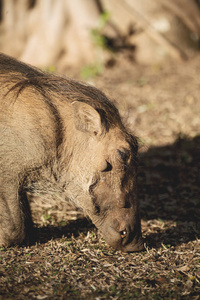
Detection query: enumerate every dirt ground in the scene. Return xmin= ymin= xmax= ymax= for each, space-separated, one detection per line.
xmin=0 ymin=54 xmax=200 ymax=299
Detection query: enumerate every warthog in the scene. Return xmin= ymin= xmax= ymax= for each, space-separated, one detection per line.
xmin=0 ymin=53 xmax=144 ymax=252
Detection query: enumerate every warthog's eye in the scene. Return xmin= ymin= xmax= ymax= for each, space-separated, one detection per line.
xmin=102 ymin=161 xmax=112 ymax=172
xmin=120 ymin=229 xmax=127 ymax=239
xmin=117 ymin=149 xmax=130 ymax=164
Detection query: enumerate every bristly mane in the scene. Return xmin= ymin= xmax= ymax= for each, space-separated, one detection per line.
xmin=0 ymin=53 xmax=121 ymax=130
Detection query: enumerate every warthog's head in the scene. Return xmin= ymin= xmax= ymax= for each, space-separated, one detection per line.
xmin=65 ymin=95 xmax=144 ymax=252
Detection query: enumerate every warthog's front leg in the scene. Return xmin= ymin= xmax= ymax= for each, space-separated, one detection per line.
xmin=0 ymin=182 xmax=33 ymax=247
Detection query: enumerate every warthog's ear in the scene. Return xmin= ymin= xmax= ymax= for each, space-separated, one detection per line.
xmin=72 ymin=101 xmax=102 ymax=135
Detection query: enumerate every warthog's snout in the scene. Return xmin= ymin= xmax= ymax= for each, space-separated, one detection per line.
xmin=100 ymin=209 xmax=144 ymax=252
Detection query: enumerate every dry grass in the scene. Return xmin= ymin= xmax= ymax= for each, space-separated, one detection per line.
xmin=0 ymin=55 xmax=200 ymax=299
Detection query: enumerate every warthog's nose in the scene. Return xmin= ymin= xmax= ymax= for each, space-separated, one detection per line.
xmin=119 ymin=225 xmax=144 ymax=252
xmin=101 ymin=215 xmax=144 ymax=252
xmin=121 ymin=235 xmax=144 ymax=252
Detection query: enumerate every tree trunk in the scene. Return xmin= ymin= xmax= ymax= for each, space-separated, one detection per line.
xmin=21 ymin=0 xmax=67 ymax=67
xmin=1 ymin=0 xmax=101 ymax=68
xmin=62 ymin=0 xmax=101 ymax=67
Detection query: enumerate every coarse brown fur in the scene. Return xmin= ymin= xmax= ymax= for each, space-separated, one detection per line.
xmin=0 ymin=53 xmax=143 ymax=252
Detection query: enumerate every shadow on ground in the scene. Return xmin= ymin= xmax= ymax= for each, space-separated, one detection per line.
xmin=33 ymin=135 xmax=200 ymax=249
xmin=35 ymin=218 xmax=94 ymax=245
xmin=138 ymin=134 xmax=200 ymax=249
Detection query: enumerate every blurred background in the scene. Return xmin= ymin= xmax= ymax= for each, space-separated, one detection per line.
xmin=1 ymin=0 xmax=200 ymax=73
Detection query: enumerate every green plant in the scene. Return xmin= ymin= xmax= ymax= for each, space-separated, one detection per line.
xmin=81 ymin=63 xmax=103 ymax=79
xmin=90 ymin=11 xmax=111 ymax=50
